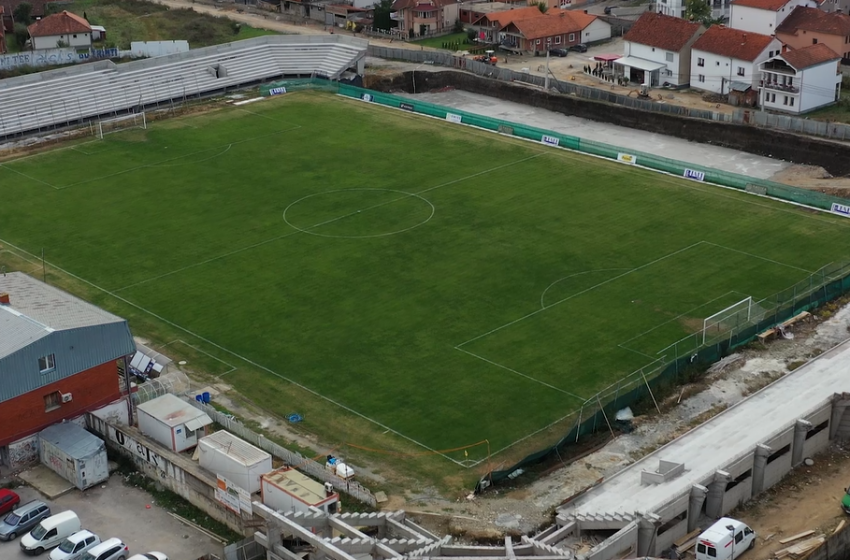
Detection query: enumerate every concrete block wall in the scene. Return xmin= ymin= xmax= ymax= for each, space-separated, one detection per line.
xmin=762 ymin=428 xmax=794 ymax=489
xmin=654 ymin=494 xmax=690 ymax=554
xmin=801 ymin=407 xmax=832 ymax=460
xmin=720 ymin=453 xmax=755 ymax=515
xmin=587 ymin=522 xmax=638 ymax=560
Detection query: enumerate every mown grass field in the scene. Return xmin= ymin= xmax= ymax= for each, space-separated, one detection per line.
xmin=2 ymin=92 xmax=850 ymax=466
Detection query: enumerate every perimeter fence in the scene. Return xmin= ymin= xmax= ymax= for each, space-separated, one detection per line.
xmin=273 ymin=80 xmax=850 ymax=489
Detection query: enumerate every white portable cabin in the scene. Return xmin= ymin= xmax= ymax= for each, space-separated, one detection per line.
xmin=261 ymin=468 xmax=340 ymax=515
xmin=696 ymin=517 xmax=756 ymax=560
xmin=198 ymin=430 xmax=272 ymax=494
xmin=39 ymin=422 xmax=109 ymax=490
xmin=136 ymin=393 xmax=213 ymax=452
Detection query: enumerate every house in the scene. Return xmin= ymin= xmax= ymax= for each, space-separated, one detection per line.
xmin=500 ymin=9 xmax=610 ymax=53
xmin=460 ymin=1 xmax=528 ymax=25
xmin=136 ymin=393 xmax=213 ymax=453
xmin=390 ymin=0 xmax=459 ymax=38
xmin=0 ymin=7 xmax=5 ymax=53
xmin=758 ymin=42 xmax=841 ymax=112
xmin=776 ymin=6 xmax=850 ymax=61
xmin=470 ymin=5 xmax=548 ymax=43
xmin=616 ymin=12 xmax=705 ymax=87
xmin=728 ymin=0 xmax=817 ymax=35
xmin=658 ymin=0 xmax=731 ymax=24
xmin=817 ymin=0 xmax=850 ymax=14
xmin=0 ymin=0 xmax=57 ymax=33
xmin=27 ymin=10 xmax=91 ymax=50
xmin=690 ymin=26 xmax=781 ymax=94
xmin=0 ymin=272 xmax=136 ymax=469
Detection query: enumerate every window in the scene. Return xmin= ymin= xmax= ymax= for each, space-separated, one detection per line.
xmin=806 ymin=420 xmax=829 ymax=439
xmin=716 ymin=60 xmax=720 ymax=66
xmin=666 ymin=52 xmax=674 ymax=62
xmin=665 ymin=69 xmax=672 ymax=76
xmin=737 ymin=67 xmax=745 ymax=76
xmin=568 ymin=32 xmax=575 ymax=42
xmin=72 ymin=34 xmax=77 ymax=38
xmin=790 ymin=97 xmax=795 ymax=106
xmin=813 ymin=38 xmax=818 ymax=44
xmin=657 ymin=511 xmax=687 ymax=535
xmin=699 ymin=74 xmax=705 ymax=82
xmin=44 ymin=392 xmax=61 ymax=412
xmin=38 ymin=354 xmax=55 ymax=373
xmin=536 ymin=39 xmax=541 ymax=44
xmin=767 ymin=443 xmax=791 ymax=464
xmin=554 ymin=36 xmax=561 ymax=44
xmin=698 ymin=57 xmax=705 ymax=66
xmin=735 ymin=532 xmax=744 ymax=544
xmin=783 ymin=95 xmax=789 ymax=105
xmin=725 ymin=469 xmax=752 ymax=491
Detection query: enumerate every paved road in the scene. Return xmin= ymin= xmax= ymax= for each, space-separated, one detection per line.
xmin=0 ymin=476 xmax=222 ymax=560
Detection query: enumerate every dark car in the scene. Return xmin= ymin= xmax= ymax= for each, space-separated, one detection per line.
xmin=569 ymin=43 xmax=588 ymax=52
xmin=549 ymin=48 xmax=568 ymax=57
xmin=0 ymin=490 xmax=19 ymax=517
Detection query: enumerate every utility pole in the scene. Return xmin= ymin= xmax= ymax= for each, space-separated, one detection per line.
xmin=545 ymin=39 xmax=552 ymax=91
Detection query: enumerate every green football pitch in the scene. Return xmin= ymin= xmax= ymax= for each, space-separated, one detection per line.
xmin=2 ymin=92 xmax=850 ymax=465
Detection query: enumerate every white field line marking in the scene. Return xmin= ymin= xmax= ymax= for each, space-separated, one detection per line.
xmin=540 ymin=268 xmax=633 ymax=310
xmin=0 ymin=248 xmax=42 ymax=268
xmin=161 ymin=339 xmax=237 ymax=377
xmin=456 ymin=346 xmax=586 ymax=400
xmin=0 ymin=236 xmax=468 ymax=468
xmin=149 ymin=144 xmax=233 ymax=168
xmin=114 ymin=154 xmax=546 ymax=292
xmin=456 ymin=241 xmax=707 ymax=349
xmin=0 ymin=164 xmax=62 ymax=190
xmin=702 ymin=241 xmax=815 ymax=274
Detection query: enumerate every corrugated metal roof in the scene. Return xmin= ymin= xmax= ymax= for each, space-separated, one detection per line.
xmin=0 ymin=308 xmax=50 ymax=357
xmin=0 ymin=272 xmax=126 ymax=331
xmin=137 ymin=393 xmax=209 ymax=427
xmin=200 ymin=430 xmax=271 ymax=467
xmin=263 ymin=468 xmax=328 ymax=504
xmin=39 ymin=422 xmax=105 ymax=460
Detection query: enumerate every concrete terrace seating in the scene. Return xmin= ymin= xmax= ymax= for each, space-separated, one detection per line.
xmin=0 ymin=35 xmax=368 ymax=141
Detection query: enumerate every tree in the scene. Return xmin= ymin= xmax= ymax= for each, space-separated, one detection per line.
xmin=372 ymin=0 xmax=394 ymax=31
xmin=683 ymin=0 xmax=711 ymax=24
xmin=13 ymin=2 xmax=33 ymax=25
xmin=13 ymin=22 xmax=28 ymax=49
xmin=536 ymin=1 xmax=548 ymax=12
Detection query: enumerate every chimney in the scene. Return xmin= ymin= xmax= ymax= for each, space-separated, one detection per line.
xmin=584 ymin=8 xmax=588 ymax=12
xmin=0 ymin=293 xmax=9 ymax=305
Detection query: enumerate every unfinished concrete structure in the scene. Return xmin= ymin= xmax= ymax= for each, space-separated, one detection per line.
xmin=250 ymin=339 xmax=850 ymax=560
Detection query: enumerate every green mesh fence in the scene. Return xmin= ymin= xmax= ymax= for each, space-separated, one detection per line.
xmin=273 ymin=81 xmax=850 ymax=488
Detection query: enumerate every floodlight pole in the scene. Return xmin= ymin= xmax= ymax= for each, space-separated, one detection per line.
xmin=545 ymin=39 xmax=551 ymax=91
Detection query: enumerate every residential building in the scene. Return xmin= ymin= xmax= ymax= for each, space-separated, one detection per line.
xmin=470 ymin=5 xmax=545 ymax=42
xmin=728 ymin=0 xmax=816 ymax=35
xmin=817 ymin=0 xmax=850 ymax=14
xmin=658 ymin=0 xmax=731 ymax=24
xmin=0 ymin=272 xmax=136 ymax=469
xmin=500 ymin=9 xmax=610 ymax=53
xmin=0 ymin=0 xmax=56 ymax=33
xmin=616 ymin=12 xmax=705 ymax=87
xmin=776 ymin=6 xmax=850 ymax=60
xmin=27 ymin=10 xmax=91 ymax=50
xmin=758 ymin=42 xmax=841 ymax=112
xmin=690 ymin=26 xmax=781 ymax=94
xmin=390 ymin=0 xmax=459 ymax=38
xmin=460 ymin=1 xmax=529 ymax=25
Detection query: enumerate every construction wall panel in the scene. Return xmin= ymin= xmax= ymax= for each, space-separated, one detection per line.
xmin=721 ymin=453 xmax=754 ymax=515
xmin=762 ymin=427 xmax=793 ymax=490
xmin=801 ymin=405 xmax=831 ymax=459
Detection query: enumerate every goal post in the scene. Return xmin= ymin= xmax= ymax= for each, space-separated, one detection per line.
xmin=702 ymin=296 xmax=754 ymax=346
xmin=97 ymin=111 xmax=147 ymax=139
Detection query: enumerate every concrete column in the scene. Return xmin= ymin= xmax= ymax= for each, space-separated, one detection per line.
xmin=637 ymin=514 xmax=661 ymax=557
xmin=357 ymin=58 xmax=365 ymax=75
xmin=705 ymin=471 xmax=730 ymax=519
xmin=688 ymin=485 xmax=709 ymax=532
xmin=792 ymin=420 xmax=813 ymax=467
xmin=752 ymin=444 xmax=771 ymax=495
xmin=830 ymin=398 xmax=849 ymax=440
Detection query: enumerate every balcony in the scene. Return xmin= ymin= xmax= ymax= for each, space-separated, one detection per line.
xmin=761 ymin=81 xmax=799 ymax=93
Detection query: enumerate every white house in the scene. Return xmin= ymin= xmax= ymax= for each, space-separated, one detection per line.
xmin=616 ymin=12 xmax=705 ymax=87
xmin=728 ymin=0 xmax=817 ymax=35
xmin=691 ymin=26 xmax=781 ymax=94
xmin=758 ymin=42 xmax=841 ymax=112
xmin=658 ymin=0 xmax=732 ymax=23
xmin=27 ymin=10 xmax=92 ymax=50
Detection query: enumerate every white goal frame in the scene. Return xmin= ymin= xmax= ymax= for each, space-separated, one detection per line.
xmin=97 ymin=112 xmax=147 ymax=139
xmin=702 ymin=296 xmax=753 ymax=345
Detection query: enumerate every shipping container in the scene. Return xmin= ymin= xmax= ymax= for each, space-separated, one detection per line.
xmin=198 ymin=430 xmax=272 ymax=494
xmin=39 ymin=422 xmax=108 ymax=490
xmin=261 ymin=468 xmax=339 ymax=515
xmin=136 ymin=393 xmax=212 ymax=452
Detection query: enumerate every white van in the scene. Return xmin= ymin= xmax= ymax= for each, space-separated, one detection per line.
xmin=696 ymin=518 xmax=756 ymax=560
xmin=20 ymin=511 xmax=82 ymax=555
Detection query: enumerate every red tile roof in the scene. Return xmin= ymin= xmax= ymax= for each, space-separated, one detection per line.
xmin=692 ymin=25 xmax=775 ymax=61
xmin=475 ymin=6 xmax=545 ymax=28
xmin=776 ymin=6 xmax=850 ymax=36
xmin=623 ymin=12 xmax=703 ymax=51
xmin=730 ymin=0 xmax=790 ymax=11
xmin=507 ymin=9 xmax=598 ymax=40
xmin=779 ymin=42 xmax=840 ymax=68
xmin=391 ymin=0 xmax=454 ymax=11
xmin=27 ymin=10 xmax=90 ymax=37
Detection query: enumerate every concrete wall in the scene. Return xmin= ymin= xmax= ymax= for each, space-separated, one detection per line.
xmin=587 ymin=522 xmax=638 ymax=560
xmin=762 ymin=428 xmax=794 ymax=489
xmin=802 ymin=406 xmax=832 ymax=459
xmin=654 ymin=494 xmax=690 ymax=553
xmin=721 ymin=453 xmax=755 ymax=515
xmin=377 ymin=70 xmax=850 ymax=176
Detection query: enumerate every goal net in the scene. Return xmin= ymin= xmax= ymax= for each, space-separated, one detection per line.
xmin=96 ymin=112 xmax=147 ymax=139
xmin=702 ymin=296 xmax=761 ymax=345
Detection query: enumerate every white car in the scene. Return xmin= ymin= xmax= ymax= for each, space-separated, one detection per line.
xmin=127 ymin=554 xmax=168 ymax=560
xmin=50 ymin=531 xmax=101 ymax=560
xmin=81 ymin=538 xmax=129 ymax=560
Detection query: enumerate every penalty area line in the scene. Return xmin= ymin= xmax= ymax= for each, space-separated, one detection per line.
xmin=0 ymin=236 xmax=466 ymax=468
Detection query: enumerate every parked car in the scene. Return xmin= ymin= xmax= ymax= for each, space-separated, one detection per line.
xmin=82 ymin=538 xmax=129 ymax=560
xmin=50 ymin=531 xmax=102 ymax=560
xmin=569 ymin=43 xmax=588 ymax=52
xmin=0 ymin=489 xmax=20 ymax=516
xmin=127 ymin=553 xmax=168 ymax=560
xmin=842 ymin=486 xmax=850 ymax=514
xmin=0 ymin=501 xmax=51 ymax=541
xmin=549 ymin=48 xmax=568 ymax=57
xmin=21 ymin=511 xmax=82 ymax=555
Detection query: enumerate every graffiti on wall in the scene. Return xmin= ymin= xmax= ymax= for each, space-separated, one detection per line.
xmin=0 ymin=47 xmax=121 ymax=71
xmin=8 ymin=436 xmax=39 ymax=469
